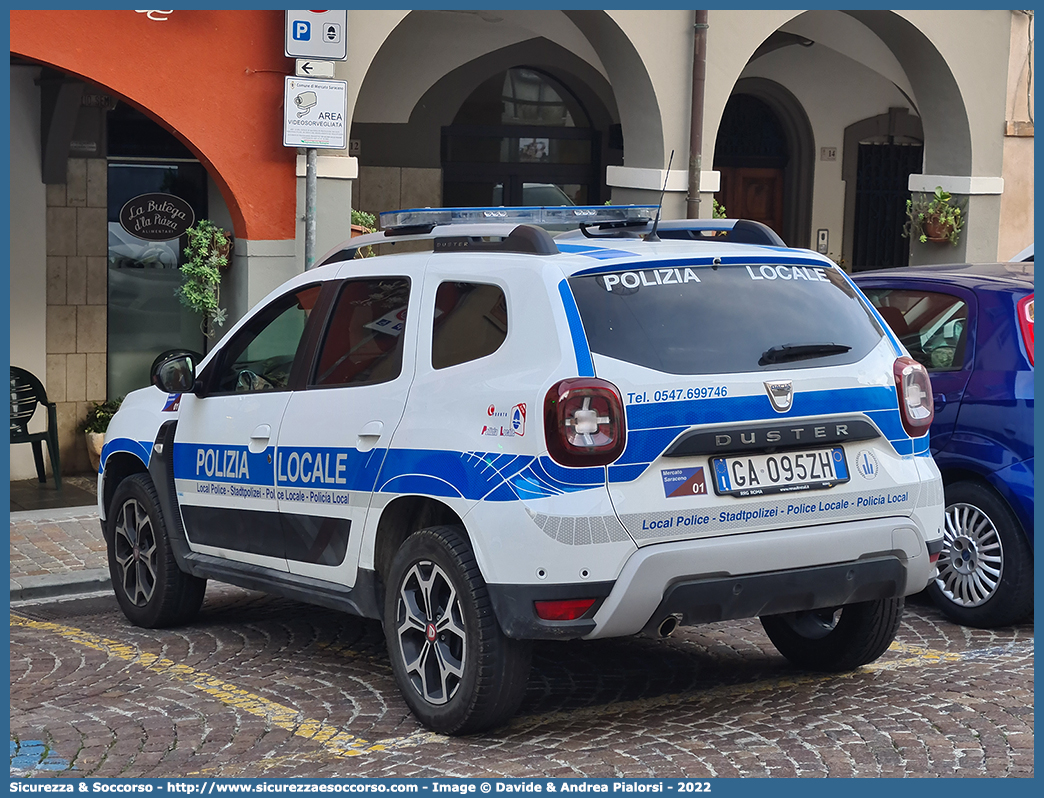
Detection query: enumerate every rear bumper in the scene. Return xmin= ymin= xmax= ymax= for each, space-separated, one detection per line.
xmin=487 ymin=515 xmax=941 ymax=641
xmin=637 ymin=556 xmax=906 ymax=636
xmin=588 ymin=515 xmax=939 ymax=639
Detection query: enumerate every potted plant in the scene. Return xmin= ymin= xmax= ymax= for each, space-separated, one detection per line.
xmin=904 ymin=186 xmax=964 ymax=246
xmin=177 ymin=219 xmax=231 ymax=337
xmin=351 ymin=208 xmax=376 ymax=236
xmin=351 ymin=208 xmax=377 ymax=257
xmin=80 ymin=397 xmax=123 ymax=472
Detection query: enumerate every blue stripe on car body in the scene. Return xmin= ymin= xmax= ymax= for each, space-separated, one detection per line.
xmin=557 ymin=279 xmax=596 ymax=376
xmin=100 ymin=437 xmax=153 ymax=471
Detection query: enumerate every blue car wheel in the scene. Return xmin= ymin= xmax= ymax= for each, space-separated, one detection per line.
xmin=930 ymin=480 xmax=1034 ymax=628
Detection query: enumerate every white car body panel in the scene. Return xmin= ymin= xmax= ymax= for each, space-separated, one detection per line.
xmin=99 ymin=225 xmax=945 ymax=641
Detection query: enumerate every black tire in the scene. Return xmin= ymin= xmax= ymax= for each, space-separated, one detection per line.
xmin=106 ymin=473 xmax=207 ymax=628
xmin=927 ymin=480 xmax=1033 ymax=628
xmin=383 ymin=525 xmax=532 ymax=735
xmin=760 ymin=598 xmax=904 ymax=671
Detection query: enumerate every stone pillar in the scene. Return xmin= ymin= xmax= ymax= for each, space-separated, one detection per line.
xmin=45 ymin=157 xmax=107 ymax=474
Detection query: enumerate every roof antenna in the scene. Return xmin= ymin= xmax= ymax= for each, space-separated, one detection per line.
xmin=644 ymin=149 xmax=674 ymax=243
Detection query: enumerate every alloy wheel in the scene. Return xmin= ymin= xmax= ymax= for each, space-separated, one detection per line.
xmin=112 ymin=498 xmax=159 ymax=607
xmin=395 ymin=560 xmax=467 ymax=705
xmin=936 ymin=502 xmax=1004 ymax=607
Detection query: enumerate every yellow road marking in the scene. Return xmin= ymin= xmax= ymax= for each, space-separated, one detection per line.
xmin=10 ymin=614 xmax=434 ymax=758
xmin=12 ymin=612 xmax=1022 ymax=761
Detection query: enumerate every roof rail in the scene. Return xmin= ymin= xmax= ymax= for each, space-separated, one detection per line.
xmin=315 ymin=223 xmax=560 ymax=266
xmin=557 ymin=217 xmax=786 ymax=247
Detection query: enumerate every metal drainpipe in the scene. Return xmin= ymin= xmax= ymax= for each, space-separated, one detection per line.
xmin=687 ymin=10 xmax=709 ymax=218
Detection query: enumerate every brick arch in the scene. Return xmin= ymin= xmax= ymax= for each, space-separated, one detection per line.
xmin=10 ymin=9 xmax=296 ymax=241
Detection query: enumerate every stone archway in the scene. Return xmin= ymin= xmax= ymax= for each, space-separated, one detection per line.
xmin=351 ymin=10 xmax=666 ymax=212
xmin=10 ymin=9 xmax=295 ymax=243
xmin=351 ymin=13 xmax=626 ymax=214
xmin=843 ymin=11 xmax=972 ymax=178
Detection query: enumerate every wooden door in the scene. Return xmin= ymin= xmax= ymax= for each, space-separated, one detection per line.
xmin=717 ymin=167 xmax=785 ymax=240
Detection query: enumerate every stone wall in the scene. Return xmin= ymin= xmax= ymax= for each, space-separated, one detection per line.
xmin=355 ymin=166 xmax=441 ymax=221
xmin=45 ymin=157 xmax=107 ymax=474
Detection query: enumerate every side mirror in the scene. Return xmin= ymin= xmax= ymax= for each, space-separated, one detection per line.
xmin=152 ymin=352 xmax=198 ymax=394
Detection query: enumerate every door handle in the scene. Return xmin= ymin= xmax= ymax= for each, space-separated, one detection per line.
xmin=358 ymin=421 xmax=384 ymax=439
xmin=933 ymin=393 xmax=946 ymax=411
xmin=357 ymin=421 xmax=384 ymax=452
xmin=249 ymin=424 xmax=271 ymax=454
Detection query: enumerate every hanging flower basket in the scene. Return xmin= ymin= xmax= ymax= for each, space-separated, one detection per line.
xmin=904 ymin=187 xmax=964 ymax=246
xmin=922 ymin=218 xmax=953 ymax=243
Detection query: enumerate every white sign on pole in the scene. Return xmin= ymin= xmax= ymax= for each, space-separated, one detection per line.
xmin=295 ymin=59 xmax=335 ymax=79
xmin=283 ymin=77 xmax=347 ymax=149
xmin=285 ymin=10 xmax=347 ymax=60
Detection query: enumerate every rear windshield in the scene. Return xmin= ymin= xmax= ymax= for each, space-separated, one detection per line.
xmin=568 ymin=260 xmax=883 ymax=375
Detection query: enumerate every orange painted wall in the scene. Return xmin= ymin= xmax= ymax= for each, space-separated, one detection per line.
xmin=11 ymin=9 xmax=297 ymax=241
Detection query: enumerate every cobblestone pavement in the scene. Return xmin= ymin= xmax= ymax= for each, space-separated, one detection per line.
xmin=10 ymin=586 xmax=1033 ymax=779
xmin=10 ymin=508 xmax=106 ymax=579
xmin=9 ymin=504 xmax=110 ymax=602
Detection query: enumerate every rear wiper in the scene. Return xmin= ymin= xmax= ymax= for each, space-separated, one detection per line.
xmin=759 ymin=342 xmax=852 ymax=366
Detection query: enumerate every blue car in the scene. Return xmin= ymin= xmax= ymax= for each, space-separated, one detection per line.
xmin=854 ymin=262 xmax=1034 ymax=627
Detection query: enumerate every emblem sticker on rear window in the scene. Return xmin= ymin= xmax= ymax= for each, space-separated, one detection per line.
xmin=661 ymin=467 xmax=708 ymax=498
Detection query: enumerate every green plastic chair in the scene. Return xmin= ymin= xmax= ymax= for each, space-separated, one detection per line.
xmin=10 ymin=366 xmax=61 ymax=489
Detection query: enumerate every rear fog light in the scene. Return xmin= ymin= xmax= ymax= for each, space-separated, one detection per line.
xmin=534 ymin=598 xmax=597 ymax=621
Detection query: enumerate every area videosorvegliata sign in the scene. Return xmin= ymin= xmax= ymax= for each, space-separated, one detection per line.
xmin=119 ymin=193 xmax=195 ymax=241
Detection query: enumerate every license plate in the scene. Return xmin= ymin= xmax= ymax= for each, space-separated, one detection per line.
xmin=711 ymin=447 xmax=849 ymax=497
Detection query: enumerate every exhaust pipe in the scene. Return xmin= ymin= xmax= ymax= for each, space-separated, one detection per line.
xmin=657 ymin=614 xmax=683 ymax=638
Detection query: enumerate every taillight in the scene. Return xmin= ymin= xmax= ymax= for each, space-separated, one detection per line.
xmin=1018 ymin=294 xmax=1034 ymax=365
xmin=893 ymin=356 xmax=934 ymax=437
xmin=544 ymin=378 xmax=626 ymax=467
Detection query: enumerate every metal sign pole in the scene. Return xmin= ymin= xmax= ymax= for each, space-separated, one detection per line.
xmin=305 ymin=147 xmax=317 ymax=269
xmin=285 ymin=11 xmax=348 ymax=271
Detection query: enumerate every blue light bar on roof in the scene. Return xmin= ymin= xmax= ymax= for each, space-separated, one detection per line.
xmin=379 ymin=205 xmax=658 ymax=231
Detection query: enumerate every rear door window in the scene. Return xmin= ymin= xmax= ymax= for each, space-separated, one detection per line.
xmin=431 ymin=282 xmax=508 ymax=369
xmin=568 ymin=261 xmax=883 ymax=374
xmin=311 ymin=278 xmax=411 ymax=387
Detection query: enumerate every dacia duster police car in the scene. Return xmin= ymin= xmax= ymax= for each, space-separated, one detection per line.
xmin=98 ymin=205 xmax=945 ymax=734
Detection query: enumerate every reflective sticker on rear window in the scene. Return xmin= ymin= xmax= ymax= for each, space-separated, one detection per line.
xmin=745 ymin=264 xmax=830 ymax=282
xmin=601 ymin=268 xmax=701 ymax=292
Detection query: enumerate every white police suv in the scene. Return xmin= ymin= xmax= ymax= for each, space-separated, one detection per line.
xmin=98 ymin=205 xmax=945 ymax=735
